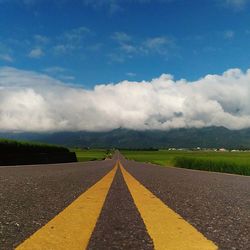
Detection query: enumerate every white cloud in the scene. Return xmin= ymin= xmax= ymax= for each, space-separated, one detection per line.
xmin=120 ymin=43 xmax=137 ymax=53
xmin=63 ymin=26 xmax=90 ymax=42
xmin=59 ymin=75 xmax=75 ymax=81
xmin=143 ymin=36 xmax=174 ymax=54
xmin=53 ymin=44 xmax=68 ymax=54
xmin=108 ymin=53 xmax=125 ymax=63
xmin=0 ymin=42 xmax=14 ymax=62
xmin=82 ymin=0 xmax=174 ymax=13
xmin=111 ymin=32 xmax=137 ymax=60
xmin=83 ymin=0 xmax=122 ymax=13
xmin=0 ymin=53 xmax=13 ymax=62
xmin=112 ymin=32 xmax=132 ymax=43
xmin=43 ymin=66 xmax=75 ymax=81
xmin=34 ymin=34 xmax=49 ymax=44
xmin=1 ymin=67 xmax=250 ymax=132
xmin=43 ymin=66 xmax=66 ymax=74
xmin=0 ymin=0 xmax=45 ymax=5
xmin=224 ymin=30 xmax=235 ymax=39
xmin=220 ymin=0 xmax=249 ymax=9
xmin=144 ymin=37 xmax=169 ymax=49
xmin=110 ymin=33 xmax=176 ymax=62
xmin=53 ymin=26 xmax=90 ymax=54
xmin=28 ymin=48 xmax=44 ymax=58
xmin=126 ymin=72 xmax=137 ymax=77
xmin=1 ymin=0 xmax=249 ymax=11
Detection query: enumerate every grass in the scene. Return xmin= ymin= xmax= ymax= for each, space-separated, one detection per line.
xmin=174 ymin=156 xmax=250 ymax=176
xmin=121 ymin=150 xmax=250 ymax=176
xmin=73 ymin=149 xmax=113 ymax=162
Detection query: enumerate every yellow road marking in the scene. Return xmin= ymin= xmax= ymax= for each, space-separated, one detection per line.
xmin=16 ymin=164 xmax=118 ymax=250
xmin=120 ymin=162 xmax=218 ymax=250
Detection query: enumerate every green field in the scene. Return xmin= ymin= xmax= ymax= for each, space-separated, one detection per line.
xmin=73 ymin=149 xmax=112 ymax=162
xmin=121 ymin=150 xmax=250 ymax=176
xmin=121 ymin=150 xmax=180 ymax=165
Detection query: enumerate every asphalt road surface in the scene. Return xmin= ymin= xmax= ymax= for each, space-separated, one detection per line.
xmin=0 ymin=160 xmax=114 ymax=250
xmin=0 ymin=152 xmax=249 ymax=250
xmin=120 ymin=156 xmax=250 ymax=250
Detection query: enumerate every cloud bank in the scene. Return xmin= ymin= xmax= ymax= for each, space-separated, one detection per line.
xmin=1 ymin=67 xmax=250 ymax=132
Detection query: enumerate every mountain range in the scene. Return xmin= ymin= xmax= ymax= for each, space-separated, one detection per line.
xmin=1 ymin=127 xmax=250 ymax=149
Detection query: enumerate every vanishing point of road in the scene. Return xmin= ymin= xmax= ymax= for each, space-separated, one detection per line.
xmin=0 ymin=152 xmax=249 ymax=250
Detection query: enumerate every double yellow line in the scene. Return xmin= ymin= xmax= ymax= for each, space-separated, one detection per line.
xmin=16 ymin=162 xmax=217 ymax=250
xmin=16 ymin=164 xmax=118 ymax=250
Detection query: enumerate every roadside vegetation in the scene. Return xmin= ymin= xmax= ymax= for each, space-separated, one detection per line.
xmin=73 ymin=149 xmax=113 ymax=162
xmin=0 ymin=138 xmax=118 ymax=164
xmin=0 ymin=138 xmax=76 ymax=166
xmin=122 ymin=150 xmax=250 ymax=176
xmin=174 ymin=156 xmax=250 ymax=176
xmin=0 ymin=138 xmax=69 ymax=153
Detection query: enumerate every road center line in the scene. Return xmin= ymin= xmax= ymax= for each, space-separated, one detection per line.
xmin=16 ymin=163 xmax=118 ymax=250
xmin=120 ymin=162 xmax=218 ymax=250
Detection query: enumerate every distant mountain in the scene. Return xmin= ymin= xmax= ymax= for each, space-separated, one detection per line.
xmin=1 ymin=127 xmax=250 ymax=149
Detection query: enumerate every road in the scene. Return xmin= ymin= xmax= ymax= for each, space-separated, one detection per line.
xmin=0 ymin=152 xmax=249 ymax=250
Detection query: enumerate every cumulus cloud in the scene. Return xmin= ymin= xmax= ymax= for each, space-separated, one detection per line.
xmin=1 ymin=67 xmax=250 ymax=132
xmin=28 ymin=48 xmax=44 ymax=58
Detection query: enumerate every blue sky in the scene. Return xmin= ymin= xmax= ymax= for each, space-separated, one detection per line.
xmin=2 ymin=0 xmax=250 ymax=132
xmin=0 ymin=0 xmax=250 ymax=88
